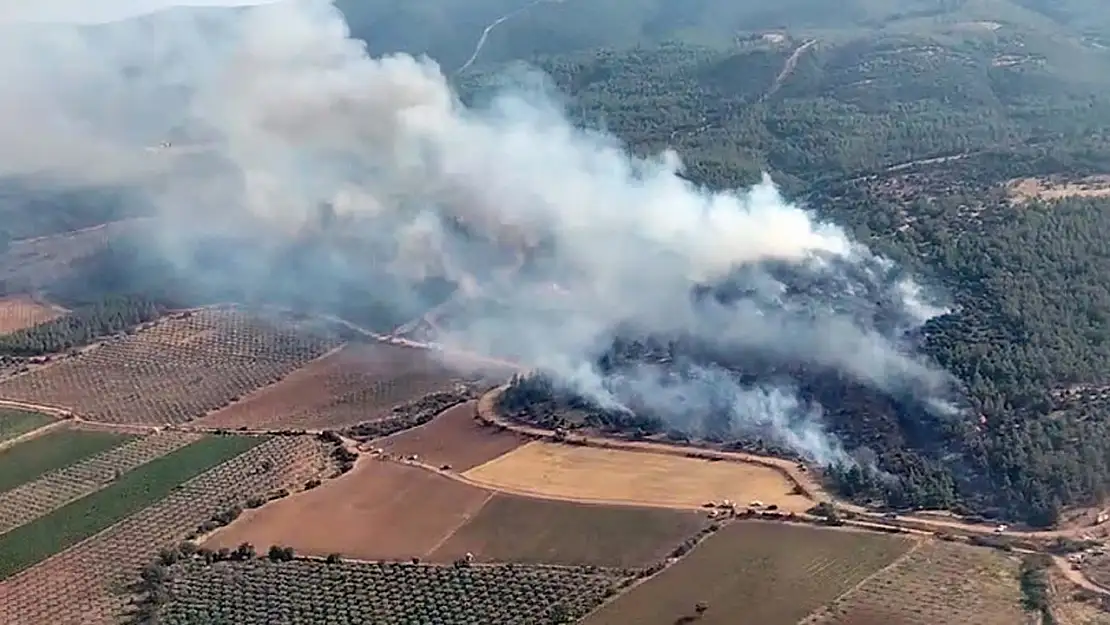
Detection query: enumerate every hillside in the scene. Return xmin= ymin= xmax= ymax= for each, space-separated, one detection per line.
xmin=446 ymin=12 xmax=1110 ymax=524
xmin=337 ymin=0 xmax=1110 ymax=72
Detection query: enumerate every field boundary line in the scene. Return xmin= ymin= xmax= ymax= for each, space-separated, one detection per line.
xmin=421 ymin=491 xmax=496 ymax=559
xmin=0 ymin=433 xmax=271 ymax=587
xmin=797 ymin=536 xmax=924 ymax=624
xmin=192 ymin=341 xmax=349 ymax=428
xmin=388 ymin=453 xmax=720 ymax=514
xmin=0 ymin=398 xmax=72 ymax=419
xmin=0 ymin=431 xmax=206 ymax=537
xmin=0 ymin=418 xmax=68 ymax=452
xmin=475 ymin=387 xmax=1110 ymax=543
xmin=476 ymin=386 xmax=823 ymax=503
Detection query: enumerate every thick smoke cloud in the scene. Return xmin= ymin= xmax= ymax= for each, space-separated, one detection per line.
xmin=0 ymin=0 xmax=960 ymax=464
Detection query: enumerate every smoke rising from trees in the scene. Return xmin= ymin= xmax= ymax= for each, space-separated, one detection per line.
xmin=0 ymin=0 xmax=962 ymax=464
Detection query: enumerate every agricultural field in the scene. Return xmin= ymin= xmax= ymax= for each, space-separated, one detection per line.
xmin=0 ymin=308 xmax=343 ymax=426
xmin=0 ymin=434 xmax=337 ymax=625
xmin=205 ymin=458 xmax=494 ymax=562
xmin=0 ymin=434 xmax=264 ymax=580
xmin=197 ymin=342 xmax=466 ymax=431
xmin=0 ymin=407 xmax=53 ymax=443
xmin=428 ymin=494 xmax=708 ymax=568
xmin=584 ymin=521 xmax=914 ymax=625
xmin=802 ymin=540 xmax=1026 ymax=625
xmin=0 ymin=431 xmax=203 ymax=534
xmin=463 ymin=441 xmax=813 ymax=511
xmin=0 ymin=220 xmax=137 ymax=293
xmin=0 ymin=427 xmax=133 ymax=493
xmin=146 ymin=558 xmax=633 ymax=625
xmin=373 ymin=400 xmax=529 ymax=470
xmin=0 ymin=296 xmax=62 ymax=335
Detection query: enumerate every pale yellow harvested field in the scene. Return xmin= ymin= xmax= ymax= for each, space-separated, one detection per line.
xmin=463 ymin=441 xmax=812 ymax=512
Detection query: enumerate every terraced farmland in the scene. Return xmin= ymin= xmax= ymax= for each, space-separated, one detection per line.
xmin=0 ymin=434 xmax=338 ymax=625
xmin=802 ymin=540 xmax=1026 ymax=625
xmin=585 ymin=521 xmax=914 ymax=625
xmin=198 ymin=342 xmax=464 ymax=431
xmin=152 ymin=559 xmax=633 ymax=625
xmin=0 ymin=408 xmax=54 ymax=443
xmin=0 ymin=431 xmax=203 ymax=534
xmin=0 ymin=308 xmax=343 ymax=426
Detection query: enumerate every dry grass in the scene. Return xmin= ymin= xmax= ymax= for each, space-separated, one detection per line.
xmin=1050 ymin=567 xmax=1110 ymax=625
xmin=803 ymin=540 xmax=1026 ymax=625
xmin=429 ymin=493 xmax=707 ymax=568
xmin=585 ymin=521 xmax=913 ymax=625
xmin=1008 ymin=176 xmax=1110 ymax=203
xmin=0 ymin=296 xmax=63 ymax=335
xmin=204 ymin=459 xmax=493 ymax=562
xmin=463 ymin=441 xmax=812 ymax=511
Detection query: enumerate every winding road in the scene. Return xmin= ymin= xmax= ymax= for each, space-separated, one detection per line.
xmin=456 ymin=0 xmax=566 ymax=74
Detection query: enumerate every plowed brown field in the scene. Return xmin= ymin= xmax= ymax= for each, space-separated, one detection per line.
xmin=197 ymin=343 xmax=462 ymax=431
xmin=429 ymin=494 xmax=707 ymax=567
xmin=0 ymin=296 xmax=62 ymax=334
xmin=375 ymin=401 xmax=529 ymax=471
xmin=204 ymin=459 xmax=493 ymax=561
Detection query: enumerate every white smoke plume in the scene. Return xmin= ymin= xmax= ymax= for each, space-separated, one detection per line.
xmin=0 ymin=0 xmax=960 ymax=464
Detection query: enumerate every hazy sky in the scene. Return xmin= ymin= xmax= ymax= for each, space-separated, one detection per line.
xmin=0 ymin=0 xmax=276 ymax=24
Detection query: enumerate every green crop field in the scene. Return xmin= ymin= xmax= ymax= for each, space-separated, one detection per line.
xmin=0 ymin=428 xmax=133 ymax=493
xmin=0 ymin=408 xmax=54 ymax=443
xmin=0 ymin=434 xmax=266 ymax=580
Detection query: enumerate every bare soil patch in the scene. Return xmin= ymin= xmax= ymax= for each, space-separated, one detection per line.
xmin=1008 ymin=176 xmax=1110 ymax=203
xmin=375 ymin=401 xmax=528 ymax=471
xmin=429 ymin=493 xmax=707 ymax=567
xmin=197 ymin=343 xmax=462 ymax=431
xmin=585 ymin=521 xmax=913 ymax=625
xmin=204 ymin=459 xmax=493 ymax=561
xmin=0 ymin=296 xmax=63 ymax=335
xmin=464 ymin=441 xmax=812 ymax=511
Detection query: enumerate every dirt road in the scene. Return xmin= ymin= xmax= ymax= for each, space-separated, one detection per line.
xmin=456 ymin=0 xmax=565 ymax=73
xmin=766 ymin=38 xmax=817 ymax=97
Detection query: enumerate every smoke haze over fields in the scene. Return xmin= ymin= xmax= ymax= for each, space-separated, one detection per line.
xmin=0 ymin=0 xmax=962 ymax=464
